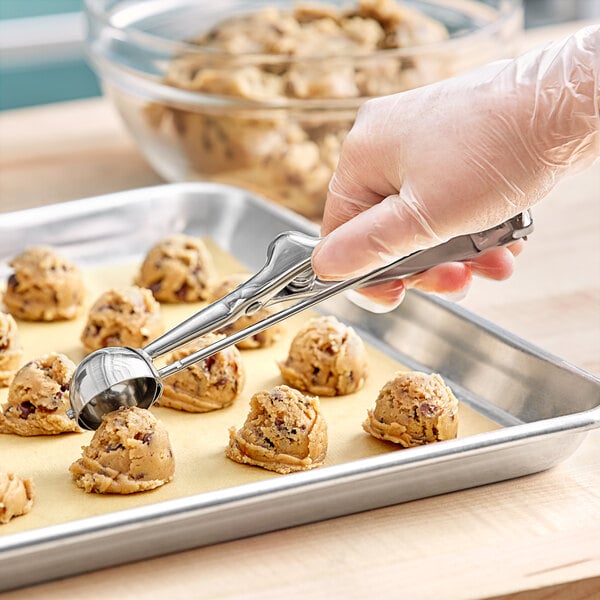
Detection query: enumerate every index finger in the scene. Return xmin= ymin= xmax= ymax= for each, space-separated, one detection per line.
xmin=321 ymin=171 xmax=385 ymax=236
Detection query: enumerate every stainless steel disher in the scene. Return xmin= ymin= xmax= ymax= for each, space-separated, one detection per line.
xmin=69 ymin=211 xmax=533 ymax=429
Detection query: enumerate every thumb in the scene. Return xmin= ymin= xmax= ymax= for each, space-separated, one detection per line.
xmin=312 ymin=189 xmax=443 ymax=280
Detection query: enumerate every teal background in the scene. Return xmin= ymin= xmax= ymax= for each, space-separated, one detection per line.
xmin=0 ymin=0 xmax=83 ymax=19
xmin=0 ymin=0 xmax=101 ymax=110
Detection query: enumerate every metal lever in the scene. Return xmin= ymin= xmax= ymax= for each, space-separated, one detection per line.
xmin=156 ymin=211 xmax=533 ymax=378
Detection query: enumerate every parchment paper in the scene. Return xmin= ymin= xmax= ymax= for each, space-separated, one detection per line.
xmin=0 ymin=240 xmax=499 ymax=535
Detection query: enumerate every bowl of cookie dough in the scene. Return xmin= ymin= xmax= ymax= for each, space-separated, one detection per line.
xmin=85 ymin=0 xmax=523 ymax=219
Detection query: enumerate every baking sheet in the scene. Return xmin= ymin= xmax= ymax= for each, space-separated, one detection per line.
xmin=0 ymin=242 xmax=499 ymax=536
xmin=1 ymin=183 xmax=598 ymax=591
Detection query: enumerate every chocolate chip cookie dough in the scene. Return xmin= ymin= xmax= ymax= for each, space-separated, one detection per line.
xmin=363 ymin=371 xmax=459 ymax=447
xmin=81 ymin=286 xmax=164 ymax=354
xmin=279 ymin=315 xmax=368 ymax=396
xmin=147 ymin=0 xmax=449 ymax=218
xmin=136 ymin=234 xmax=216 ymax=303
xmin=226 ymin=385 xmax=327 ymax=474
xmin=0 ymin=472 xmax=35 ymax=525
xmin=0 ymin=353 xmax=81 ymax=436
xmin=69 ymin=406 xmax=175 ymax=494
xmin=208 ymin=274 xmax=282 ymax=349
xmin=0 ymin=312 xmax=23 ymax=387
xmin=3 ymin=246 xmax=84 ymax=321
xmin=159 ymin=333 xmax=245 ymax=412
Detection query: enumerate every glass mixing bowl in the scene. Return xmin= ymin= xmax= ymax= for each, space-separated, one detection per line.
xmin=85 ymin=0 xmax=523 ymax=219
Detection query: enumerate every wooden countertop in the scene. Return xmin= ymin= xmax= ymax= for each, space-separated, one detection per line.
xmin=1 ymin=21 xmax=599 ymax=600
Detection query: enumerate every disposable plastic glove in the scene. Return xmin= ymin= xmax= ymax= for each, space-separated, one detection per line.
xmin=312 ymin=25 xmax=599 ymax=311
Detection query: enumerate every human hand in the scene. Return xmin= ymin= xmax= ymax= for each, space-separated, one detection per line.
xmin=312 ymin=25 xmax=599 ymax=311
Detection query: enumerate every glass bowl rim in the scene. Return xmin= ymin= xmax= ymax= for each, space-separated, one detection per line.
xmin=84 ymin=0 xmax=523 ymax=62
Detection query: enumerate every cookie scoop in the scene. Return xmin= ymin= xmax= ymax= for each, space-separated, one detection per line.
xmin=0 ymin=312 xmax=23 ymax=387
xmin=0 ymin=353 xmax=80 ymax=436
xmin=208 ymin=274 xmax=282 ymax=349
xmin=3 ymin=246 xmax=84 ymax=321
xmin=363 ymin=371 xmax=459 ymax=447
xmin=226 ymin=384 xmax=327 ymax=474
xmin=0 ymin=472 xmax=35 ymax=524
xmin=279 ymin=315 xmax=368 ymax=396
xmin=136 ymin=234 xmax=216 ymax=303
xmin=69 ymin=217 xmax=531 ymax=430
xmin=159 ymin=333 xmax=245 ymax=412
xmin=69 ymin=406 xmax=174 ymax=494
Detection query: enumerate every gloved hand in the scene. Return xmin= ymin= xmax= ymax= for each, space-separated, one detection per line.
xmin=312 ymin=25 xmax=600 ymax=311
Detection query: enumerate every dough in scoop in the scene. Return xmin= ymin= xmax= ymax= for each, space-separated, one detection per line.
xmin=0 ymin=472 xmax=35 ymax=524
xmin=80 ymin=286 xmax=164 ymax=354
xmin=3 ymin=246 xmax=84 ymax=321
xmin=136 ymin=234 xmax=216 ymax=303
xmin=0 ymin=352 xmax=81 ymax=436
xmin=278 ymin=315 xmax=368 ymax=396
xmin=226 ymin=384 xmax=327 ymax=473
xmin=69 ymin=406 xmax=175 ymax=494
xmin=363 ymin=371 xmax=459 ymax=447
xmin=0 ymin=312 xmax=23 ymax=387
xmin=208 ymin=273 xmax=282 ymax=349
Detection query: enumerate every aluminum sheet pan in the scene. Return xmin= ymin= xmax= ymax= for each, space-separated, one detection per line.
xmin=1 ymin=183 xmax=599 ymax=591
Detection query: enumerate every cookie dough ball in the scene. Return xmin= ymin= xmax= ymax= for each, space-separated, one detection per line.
xmin=278 ymin=315 xmax=368 ymax=396
xmin=3 ymin=246 xmax=84 ymax=321
xmin=159 ymin=333 xmax=245 ymax=412
xmin=363 ymin=371 xmax=459 ymax=447
xmin=226 ymin=384 xmax=327 ymax=474
xmin=69 ymin=406 xmax=175 ymax=494
xmin=81 ymin=286 xmax=164 ymax=354
xmin=208 ymin=274 xmax=282 ymax=349
xmin=136 ymin=234 xmax=216 ymax=303
xmin=0 ymin=353 xmax=80 ymax=436
xmin=0 ymin=472 xmax=35 ymax=525
xmin=0 ymin=312 xmax=23 ymax=387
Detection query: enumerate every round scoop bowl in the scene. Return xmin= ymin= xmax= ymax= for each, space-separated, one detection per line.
xmin=69 ymin=347 xmax=163 ymax=430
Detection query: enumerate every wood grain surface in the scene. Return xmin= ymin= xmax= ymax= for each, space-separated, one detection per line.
xmin=0 ymin=20 xmax=599 ymax=600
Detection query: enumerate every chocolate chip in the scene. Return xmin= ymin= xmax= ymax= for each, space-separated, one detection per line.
xmin=134 ymin=431 xmax=154 ymax=445
xmin=7 ymin=274 xmax=18 ymax=291
xmin=419 ymin=402 xmax=439 ymax=417
xmin=271 ymin=389 xmax=284 ymax=402
xmin=18 ymin=401 xmax=36 ymax=419
xmin=103 ymin=334 xmax=121 ymax=346
xmin=175 ymin=283 xmax=189 ymax=300
xmin=84 ymin=324 xmax=101 ymax=338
